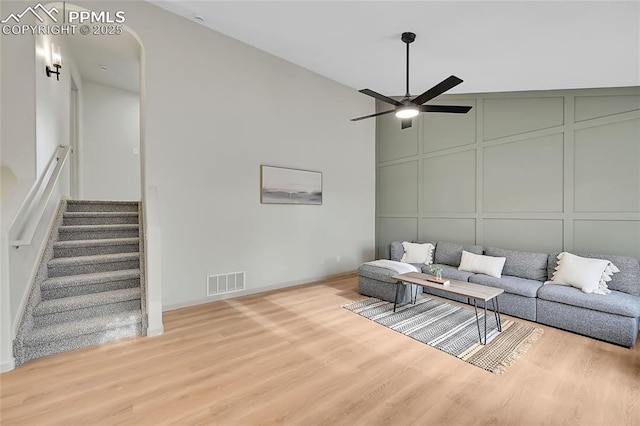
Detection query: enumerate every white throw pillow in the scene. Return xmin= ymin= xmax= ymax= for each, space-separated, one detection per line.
xmin=400 ymin=242 xmax=435 ymax=265
xmin=458 ymin=251 xmax=506 ymax=278
xmin=545 ymin=252 xmax=619 ymax=295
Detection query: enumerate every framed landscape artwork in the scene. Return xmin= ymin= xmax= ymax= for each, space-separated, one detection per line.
xmin=260 ymin=165 xmax=323 ymax=205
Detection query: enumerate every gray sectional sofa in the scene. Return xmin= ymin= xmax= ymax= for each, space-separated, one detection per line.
xmin=357 ymin=241 xmax=640 ymax=347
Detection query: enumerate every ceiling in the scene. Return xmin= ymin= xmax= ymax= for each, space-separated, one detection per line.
xmin=65 ymin=27 xmax=140 ymax=93
xmin=65 ymin=1 xmax=639 ymax=97
xmin=149 ymin=0 xmax=640 ymax=96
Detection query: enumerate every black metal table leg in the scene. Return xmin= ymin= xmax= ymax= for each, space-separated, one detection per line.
xmin=393 ymin=281 xmax=400 ymax=312
xmin=492 ymin=297 xmax=502 ymax=332
xmin=484 ymin=303 xmax=488 ymax=345
xmin=473 ymin=300 xmax=483 ymax=344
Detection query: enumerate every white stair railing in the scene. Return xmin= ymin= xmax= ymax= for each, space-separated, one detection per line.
xmin=9 ymin=145 xmax=71 ymax=248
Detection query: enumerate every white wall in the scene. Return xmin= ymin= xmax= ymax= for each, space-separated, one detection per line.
xmin=0 ymin=0 xmax=376 ymax=368
xmin=1 ymin=3 xmax=36 ymax=184
xmin=0 ymin=1 xmax=78 ymax=371
xmin=81 ymin=81 xmax=140 ymax=200
xmin=35 ymin=37 xmax=69 ymax=177
xmin=8 ymin=28 xmax=75 ymax=321
xmin=77 ymin=1 xmax=376 ymax=308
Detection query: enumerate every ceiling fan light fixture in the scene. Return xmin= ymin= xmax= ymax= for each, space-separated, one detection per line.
xmin=351 ymin=31 xmax=471 ymax=129
xmin=395 ymin=106 xmax=419 ymax=119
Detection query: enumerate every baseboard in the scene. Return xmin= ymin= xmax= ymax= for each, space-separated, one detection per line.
xmin=163 ymin=270 xmax=357 ymax=312
xmin=146 ymin=326 xmax=164 ymax=337
xmin=1 ymin=356 xmax=16 ymax=373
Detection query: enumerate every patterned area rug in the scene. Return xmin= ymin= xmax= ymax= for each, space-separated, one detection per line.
xmin=344 ymin=297 xmax=543 ymax=374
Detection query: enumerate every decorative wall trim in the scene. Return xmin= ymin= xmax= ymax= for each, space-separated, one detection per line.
xmin=376 ymin=87 xmax=640 ymax=258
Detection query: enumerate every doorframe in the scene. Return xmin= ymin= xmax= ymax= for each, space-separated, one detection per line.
xmin=69 ymin=76 xmax=80 ymax=199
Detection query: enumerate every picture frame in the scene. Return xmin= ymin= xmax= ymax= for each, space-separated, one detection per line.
xmin=260 ymin=165 xmax=323 ymax=205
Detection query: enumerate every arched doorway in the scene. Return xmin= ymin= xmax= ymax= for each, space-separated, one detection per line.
xmin=60 ymin=12 xmax=143 ymax=201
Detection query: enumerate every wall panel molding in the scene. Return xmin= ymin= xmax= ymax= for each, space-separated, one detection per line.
xmin=376 ymin=86 xmax=640 ymax=258
xmin=574 ymin=119 xmax=640 ymax=213
xmin=574 ymin=94 xmax=640 ymax=122
xmin=483 ymin=96 xmax=565 ymax=141
xmin=483 ymin=133 xmax=564 ymax=213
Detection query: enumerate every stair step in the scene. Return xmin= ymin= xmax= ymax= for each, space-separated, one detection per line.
xmin=19 ymin=320 xmax=142 ymax=364
xmin=54 ymin=237 xmax=140 ymax=257
xmin=12 ymin=199 xmax=145 ymax=367
xmin=23 ymin=309 xmax=142 ymax=346
xmin=47 ymin=252 xmax=140 ymax=277
xmin=57 ymin=224 xmax=139 ymax=241
xmin=35 ymin=287 xmax=141 ymax=315
xmin=63 ymin=212 xmax=139 ymax=226
xmin=43 ymin=269 xmax=140 ymax=290
xmin=66 ymin=200 xmax=138 ymax=213
xmin=41 ymin=269 xmax=140 ymax=299
xmin=59 ymin=224 xmax=139 ymax=232
xmin=33 ymin=288 xmax=141 ymax=326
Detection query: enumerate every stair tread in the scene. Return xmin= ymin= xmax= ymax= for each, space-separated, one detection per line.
xmin=64 ymin=212 xmax=138 ymax=217
xmin=34 ymin=287 xmax=141 ymax=316
xmin=24 ymin=310 xmax=142 ymax=344
xmin=48 ymin=252 xmax=140 ymax=267
xmin=42 ymin=269 xmax=140 ymax=290
xmin=54 ymin=237 xmax=139 ymax=248
xmin=67 ymin=200 xmax=138 ymax=206
xmin=58 ymin=224 xmax=139 ymax=231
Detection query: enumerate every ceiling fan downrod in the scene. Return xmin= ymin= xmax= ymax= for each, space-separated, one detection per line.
xmin=401 ymin=32 xmax=416 ymax=99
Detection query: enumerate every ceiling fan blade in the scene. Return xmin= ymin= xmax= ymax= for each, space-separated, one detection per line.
xmin=401 ymin=119 xmax=413 ymax=129
xmin=410 ymin=75 xmax=463 ymax=106
xmin=351 ymin=109 xmax=395 ymax=122
xmin=421 ymin=105 xmax=472 ymax=114
xmin=359 ymin=89 xmax=402 ymax=106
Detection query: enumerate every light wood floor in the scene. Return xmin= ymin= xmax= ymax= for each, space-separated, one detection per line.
xmin=1 ymin=274 xmax=639 ymax=425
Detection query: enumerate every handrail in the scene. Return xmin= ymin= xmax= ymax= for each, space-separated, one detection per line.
xmin=10 ymin=145 xmax=71 ymax=248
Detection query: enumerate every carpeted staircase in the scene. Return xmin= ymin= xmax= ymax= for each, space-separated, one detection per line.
xmin=14 ymin=200 xmax=146 ymax=366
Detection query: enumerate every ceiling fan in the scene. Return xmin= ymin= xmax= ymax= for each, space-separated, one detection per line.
xmin=352 ymin=32 xmax=472 ymax=129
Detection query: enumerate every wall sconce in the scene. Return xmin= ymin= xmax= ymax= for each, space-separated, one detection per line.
xmin=45 ymin=44 xmax=62 ymax=81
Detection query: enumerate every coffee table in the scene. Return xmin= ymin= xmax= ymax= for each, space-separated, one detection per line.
xmin=391 ymin=272 xmax=503 ymax=345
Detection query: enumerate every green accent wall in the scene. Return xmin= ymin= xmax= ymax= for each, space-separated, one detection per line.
xmin=376 ymin=87 xmax=640 ymax=258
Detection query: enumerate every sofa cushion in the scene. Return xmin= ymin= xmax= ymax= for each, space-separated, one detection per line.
xmin=357 ymin=264 xmax=400 ymax=284
xmin=548 ymin=252 xmax=640 ymax=296
xmin=390 ymin=241 xmax=404 ymax=261
xmin=547 ymin=252 xmax=618 ymax=295
xmin=434 ymin=242 xmax=483 ymax=267
xmin=389 ymin=241 xmax=436 ymax=262
xmin=485 ymin=247 xmax=548 ymax=281
xmin=400 ymin=242 xmax=435 ymax=264
xmin=538 ymin=284 xmax=640 ymax=318
xmin=469 ymin=274 xmax=543 ymax=298
xmin=458 ymin=251 xmax=506 ymax=278
xmin=425 ymin=264 xmax=475 ymax=282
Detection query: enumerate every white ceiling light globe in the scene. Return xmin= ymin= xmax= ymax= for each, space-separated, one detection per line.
xmin=395 ymin=107 xmax=419 ymax=119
